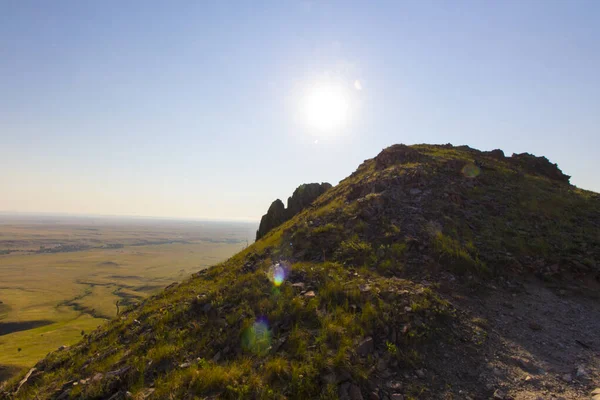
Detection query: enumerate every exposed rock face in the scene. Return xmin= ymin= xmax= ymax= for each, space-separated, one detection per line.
xmin=511 ymin=152 xmax=571 ymax=183
xmin=286 ymin=183 xmax=332 ymax=216
xmin=256 ymin=183 xmax=332 ymax=241
xmin=255 ymin=199 xmax=286 ymax=241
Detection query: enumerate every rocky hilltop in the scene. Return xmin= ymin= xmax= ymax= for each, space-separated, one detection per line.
xmin=3 ymin=144 xmax=599 ymax=400
xmin=256 ymin=183 xmax=332 ymax=241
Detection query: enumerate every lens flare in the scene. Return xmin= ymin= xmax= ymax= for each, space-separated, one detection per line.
xmin=268 ymin=262 xmax=290 ymax=287
xmin=461 ymin=163 xmax=481 ymax=178
xmin=241 ymin=318 xmax=272 ymax=355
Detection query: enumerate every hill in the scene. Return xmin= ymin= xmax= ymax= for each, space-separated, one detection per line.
xmin=2 ymin=144 xmax=599 ymax=400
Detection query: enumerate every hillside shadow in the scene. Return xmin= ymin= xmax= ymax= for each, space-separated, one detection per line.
xmin=0 ymin=320 xmax=53 ymax=336
xmin=0 ymin=364 xmax=23 ymax=383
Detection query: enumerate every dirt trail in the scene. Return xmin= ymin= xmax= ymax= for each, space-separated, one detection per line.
xmin=456 ymin=280 xmax=600 ymax=399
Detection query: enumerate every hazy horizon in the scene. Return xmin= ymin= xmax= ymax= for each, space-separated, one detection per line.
xmin=2 ymin=1 xmax=599 ymax=220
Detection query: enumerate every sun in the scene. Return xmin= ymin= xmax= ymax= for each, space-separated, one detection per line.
xmin=303 ymin=84 xmax=349 ymax=132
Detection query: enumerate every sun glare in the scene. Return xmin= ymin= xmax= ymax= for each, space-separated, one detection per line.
xmin=303 ymin=84 xmax=349 ymax=132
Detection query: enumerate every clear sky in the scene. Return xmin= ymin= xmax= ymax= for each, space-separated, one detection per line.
xmin=1 ymin=1 xmax=599 ymax=221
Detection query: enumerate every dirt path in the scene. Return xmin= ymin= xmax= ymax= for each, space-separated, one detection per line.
xmin=456 ymin=280 xmax=600 ymax=399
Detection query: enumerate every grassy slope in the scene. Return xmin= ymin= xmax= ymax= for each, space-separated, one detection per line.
xmin=4 ymin=144 xmax=599 ymax=399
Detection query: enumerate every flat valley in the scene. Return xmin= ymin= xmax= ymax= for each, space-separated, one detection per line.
xmin=0 ymin=214 xmax=255 ymax=382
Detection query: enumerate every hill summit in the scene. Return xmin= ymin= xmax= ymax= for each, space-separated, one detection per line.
xmin=3 ymin=144 xmax=599 ymax=400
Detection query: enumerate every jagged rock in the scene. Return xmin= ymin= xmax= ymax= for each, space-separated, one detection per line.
xmin=256 ymin=199 xmax=286 ymax=240
xmin=493 ymin=389 xmax=507 ymax=399
xmin=486 ymin=149 xmax=505 ymax=160
xmin=256 ymin=183 xmax=331 ymax=240
xmin=286 ymin=183 xmax=332 ymax=217
xmin=511 ymin=152 xmax=570 ymax=182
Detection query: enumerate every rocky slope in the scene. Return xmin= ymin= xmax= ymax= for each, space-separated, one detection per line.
xmin=2 ymin=144 xmax=599 ymax=400
xmin=256 ymin=183 xmax=332 ymax=240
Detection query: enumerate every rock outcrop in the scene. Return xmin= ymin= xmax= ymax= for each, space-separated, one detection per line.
xmin=256 ymin=182 xmax=332 ymax=240
xmin=255 ymin=199 xmax=286 ymax=241
xmin=511 ymin=152 xmax=571 ymax=183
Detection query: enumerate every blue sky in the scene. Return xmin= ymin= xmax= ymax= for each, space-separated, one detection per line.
xmin=1 ymin=1 xmax=598 ymax=221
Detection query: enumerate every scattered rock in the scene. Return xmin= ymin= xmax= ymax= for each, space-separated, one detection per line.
xmin=415 ymin=369 xmax=425 ymax=379
xmin=561 ymin=373 xmax=572 ymax=383
xmin=105 ymin=366 xmax=131 ymax=379
xmin=179 ymin=362 xmax=191 ymax=369
xmin=107 ymin=392 xmax=128 ymax=400
xmin=391 ymin=394 xmax=404 ymax=400
xmin=348 ymin=384 xmax=364 ymax=400
xmin=140 ymin=388 xmax=155 ymax=399
xmin=14 ymin=367 xmax=37 ymax=394
xmin=339 ymin=382 xmax=352 ymax=400
xmin=291 ymin=282 xmax=305 ymax=289
xmin=359 ymin=284 xmax=371 ymax=292
xmin=493 ymin=389 xmax=507 ymax=399
xmin=528 ymin=321 xmax=543 ymax=331
xmin=92 ymin=373 xmax=103 ymax=382
xmin=304 ymin=290 xmax=316 ymax=298
xmin=356 ymin=337 xmax=374 ymax=356
xmin=575 ymin=365 xmax=588 ymax=379
xmin=386 ymin=381 xmax=402 ymax=391
xmin=409 ymin=188 xmax=422 ymax=195
xmin=369 ymin=392 xmax=380 ymax=400
xmin=511 ymin=357 xmax=539 ymax=373
xmin=58 ymin=345 xmax=68 ymax=351
xmin=322 ymin=372 xmax=337 ymax=384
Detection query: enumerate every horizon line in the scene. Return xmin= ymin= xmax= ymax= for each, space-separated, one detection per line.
xmin=0 ymin=210 xmax=259 ymax=224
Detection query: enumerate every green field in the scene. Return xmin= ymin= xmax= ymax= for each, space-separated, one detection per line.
xmin=0 ymin=215 xmax=255 ymax=382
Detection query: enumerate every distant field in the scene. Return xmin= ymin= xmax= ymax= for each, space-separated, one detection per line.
xmin=0 ymin=215 xmax=255 ymax=382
